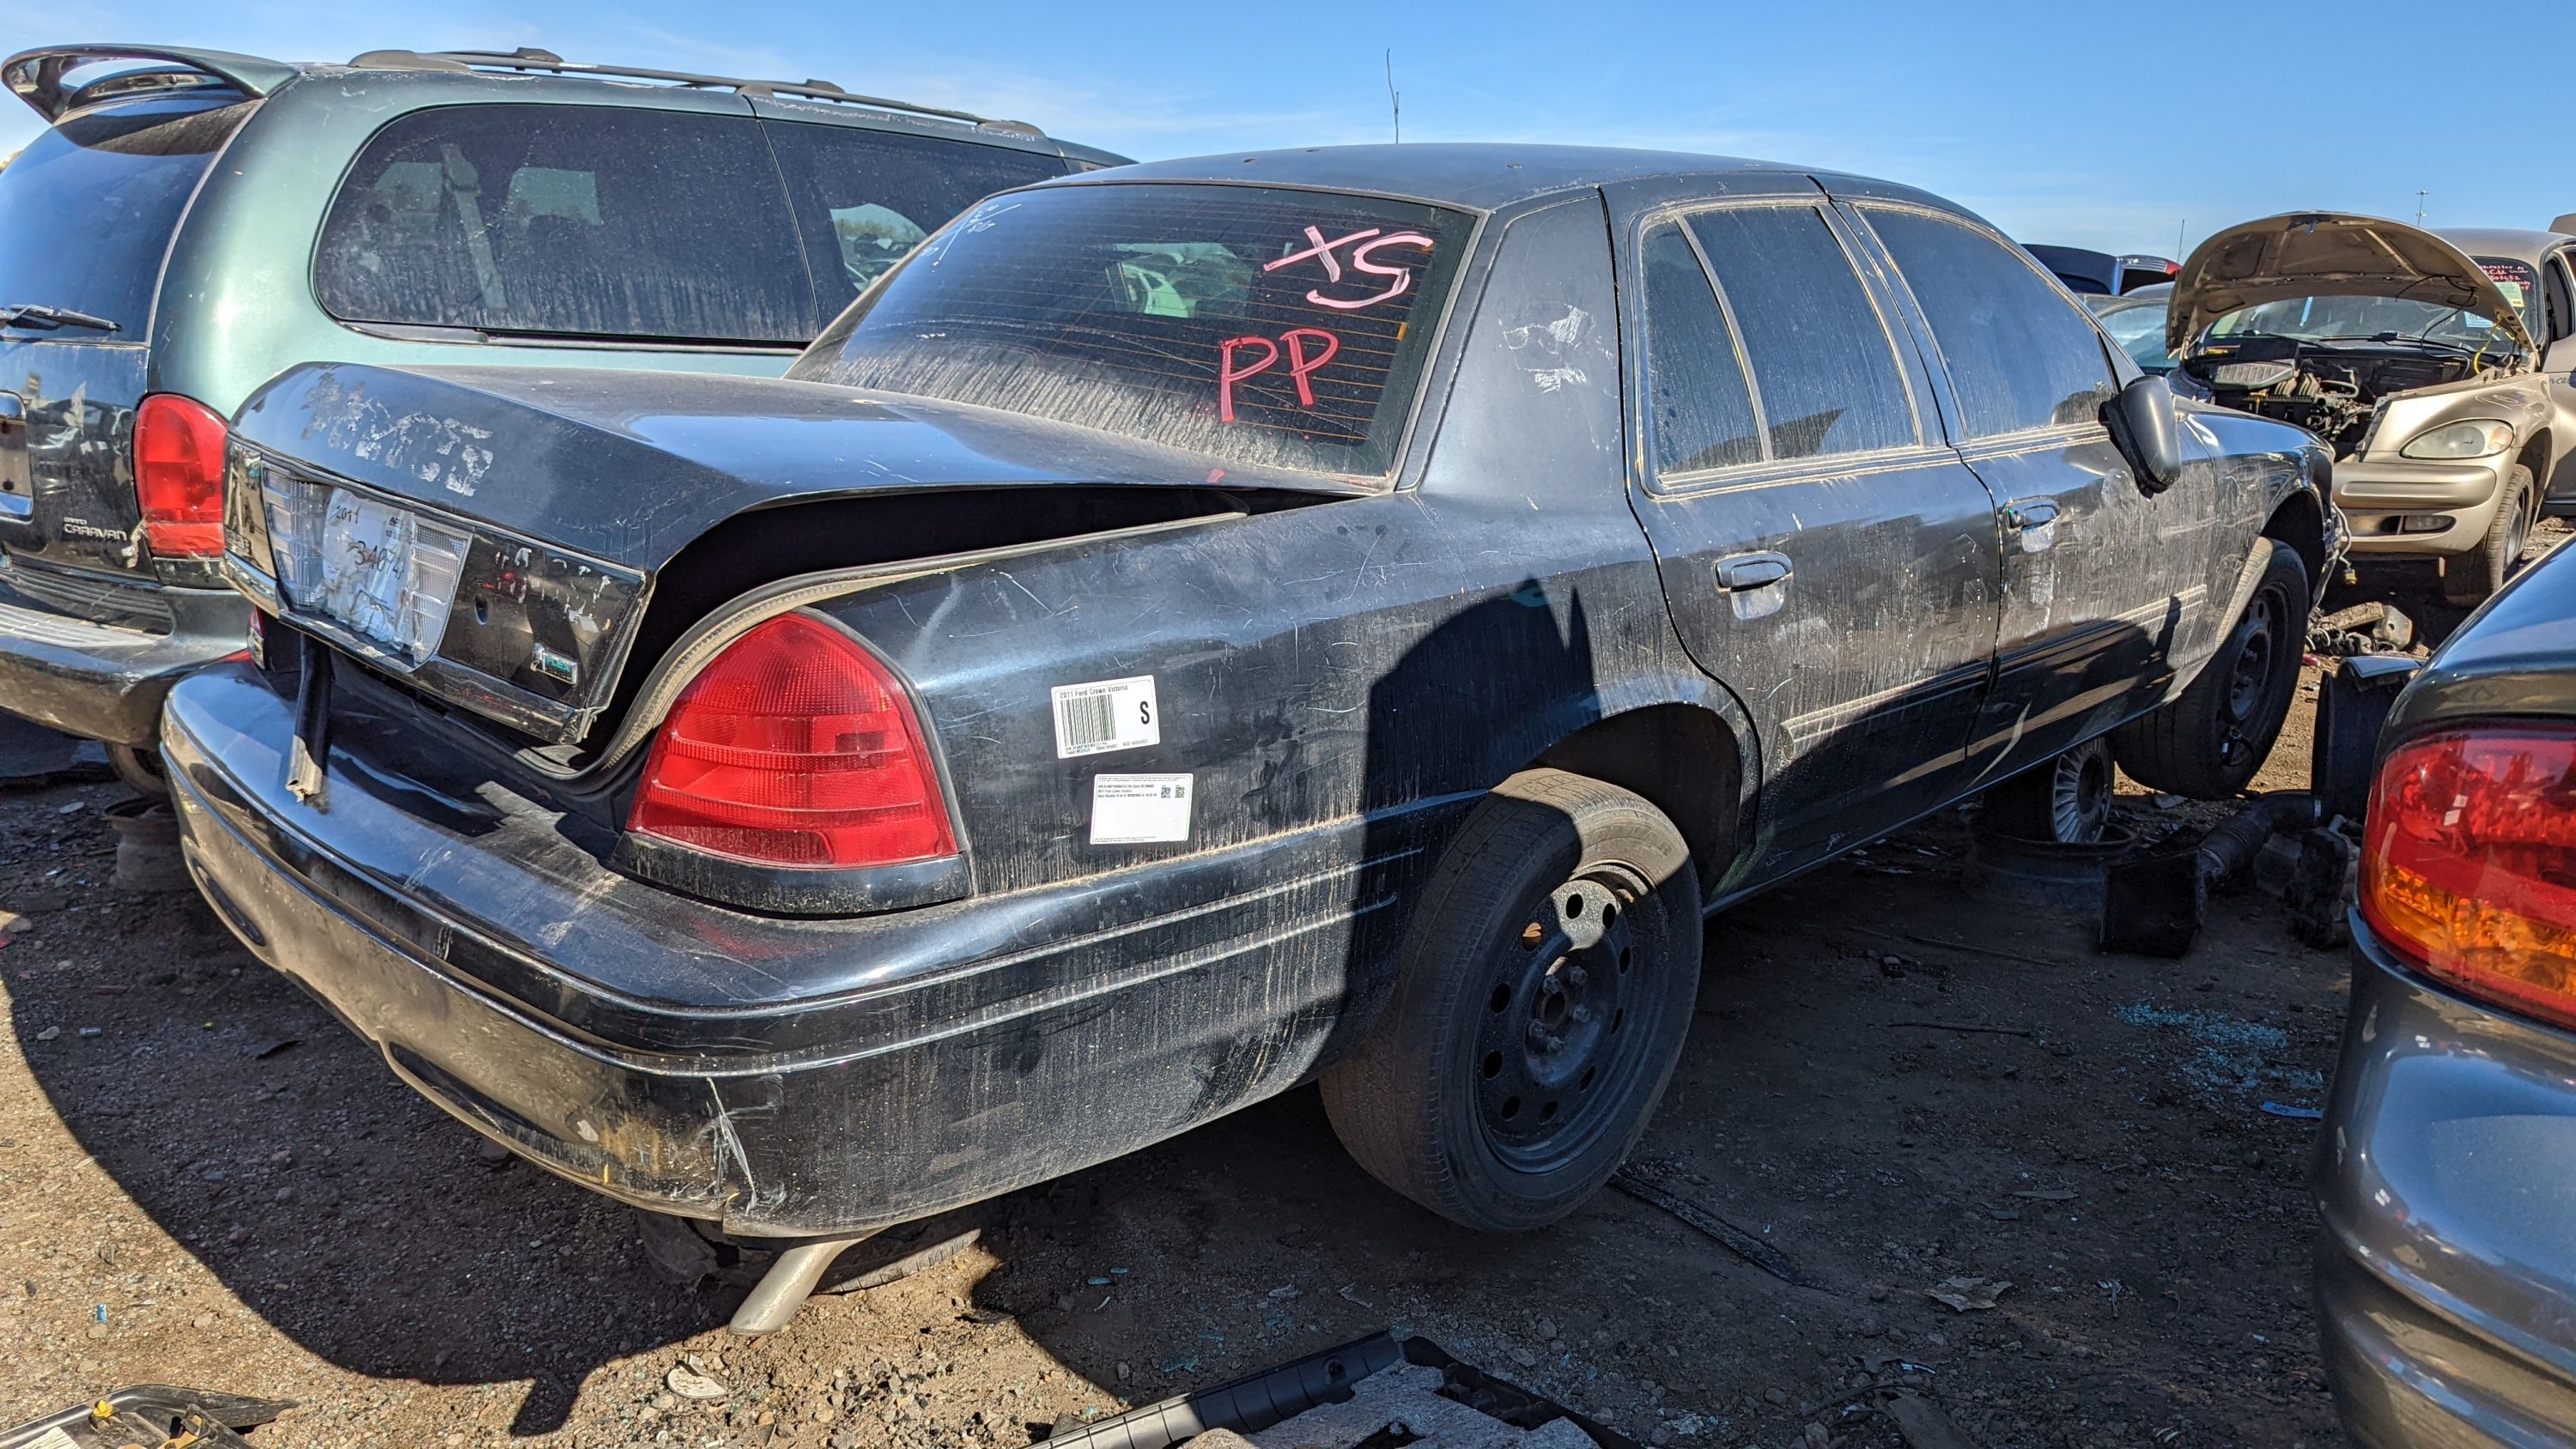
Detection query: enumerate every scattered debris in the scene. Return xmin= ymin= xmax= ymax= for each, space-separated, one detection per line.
xmin=1852 ymin=926 xmax=2062 ymax=969
xmin=2259 ymin=1101 xmax=2324 ymax=1120
xmin=1886 ymin=1019 xmax=2033 ymax=1039
xmin=2286 ymin=827 xmax=2360 ymax=949
xmin=1264 ymin=1285 xmax=1303 ymax=1300
xmin=2100 ymin=794 xmax=2318 ymax=955
xmin=2010 ymin=1188 xmax=2077 ymax=1202
xmin=1611 ymin=1163 xmax=1809 ymax=1287
xmin=1922 ymin=1276 xmax=2011 ymax=1313
xmin=2306 ymin=600 xmax=2415 ymax=657
xmin=1881 ymin=1391 xmax=1978 ymax=1449
xmin=665 ymin=1363 xmax=730 ymax=1402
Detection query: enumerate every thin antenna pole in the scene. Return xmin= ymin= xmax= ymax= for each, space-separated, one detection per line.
xmin=2176 ymin=219 xmax=2184 ymax=259
xmin=1385 ymin=50 xmax=1400 ymax=143
xmin=2416 ymin=190 xmax=2427 ymax=227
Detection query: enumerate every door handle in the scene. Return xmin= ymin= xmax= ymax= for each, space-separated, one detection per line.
xmin=2003 ymin=499 xmax=2059 ymax=530
xmin=2002 ymin=498 xmax=2059 ymax=554
xmin=1713 ymin=551 xmax=1791 ymax=591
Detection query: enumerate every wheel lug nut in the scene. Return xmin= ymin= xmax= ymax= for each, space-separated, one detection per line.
xmin=1567 ymin=967 xmax=1588 ymax=987
xmin=1571 ymin=1004 xmax=1594 ymax=1024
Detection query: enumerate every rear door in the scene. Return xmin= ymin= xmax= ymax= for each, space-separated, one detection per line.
xmin=1613 ymin=187 xmax=2003 ymax=874
xmin=0 ymin=95 xmax=249 ymax=581
xmin=1851 ymin=203 xmax=2215 ymax=780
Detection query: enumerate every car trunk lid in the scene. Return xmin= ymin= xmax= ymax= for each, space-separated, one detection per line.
xmin=226 ymin=361 xmax=1359 ymax=745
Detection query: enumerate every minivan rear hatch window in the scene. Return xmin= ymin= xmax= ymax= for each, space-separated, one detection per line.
xmin=0 ymin=97 xmax=249 ymax=335
xmin=792 ymin=182 xmax=1474 ymax=481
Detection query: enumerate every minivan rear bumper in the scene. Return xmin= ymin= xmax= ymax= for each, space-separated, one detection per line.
xmin=161 ymin=663 xmax=1419 ymax=1237
xmin=0 ymin=582 xmax=245 ymax=745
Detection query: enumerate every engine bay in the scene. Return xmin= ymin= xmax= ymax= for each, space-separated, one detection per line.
xmin=2178 ymin=338 xmax=2480 ymax=458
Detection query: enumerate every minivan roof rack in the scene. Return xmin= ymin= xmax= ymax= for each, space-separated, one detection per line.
xmin=344 ymin=47 xmax=1045 ymax=137
xmin=3 ymin=44 xmax=299 ymax=121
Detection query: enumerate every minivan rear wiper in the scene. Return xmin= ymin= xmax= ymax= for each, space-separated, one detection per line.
xmin=0 ymin=304 xmax=121 ymax=334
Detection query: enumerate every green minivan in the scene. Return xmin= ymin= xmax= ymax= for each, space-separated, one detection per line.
xmin=0 ymin=43 xmax=1121 ymax=787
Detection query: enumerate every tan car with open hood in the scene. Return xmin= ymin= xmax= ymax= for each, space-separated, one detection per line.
xmin=2168 ymin=212 xmax=2576 ymax=601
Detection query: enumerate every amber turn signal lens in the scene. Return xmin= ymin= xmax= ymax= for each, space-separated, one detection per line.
xmin=2360 ymin=726 xmax=2576 ymax=1033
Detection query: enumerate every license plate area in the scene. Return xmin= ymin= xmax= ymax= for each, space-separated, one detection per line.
xmin=269 ymin=483 xmax=470 ymax=667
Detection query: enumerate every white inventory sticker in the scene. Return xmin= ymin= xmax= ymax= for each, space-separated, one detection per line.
xmin=1051 ymin=675 xmax=1160 ymax=758
xmin=1090 ymin=773 xmax=1193 ymax=845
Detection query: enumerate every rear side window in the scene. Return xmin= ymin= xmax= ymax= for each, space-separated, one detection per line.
xmin=793 ymin=183 xmax=1473 ymax=480
xmin=1864 ymin=207 xmax=2117 ymax=439
xmin=0 ymin=98 xmax=248 ymax=334
xmin=1686 ymin=205 xmax=1917 ymax=458
xmin=764 ymin=122 xmax=1071 ymax=315
xmin=314 ymin=105 xmax=816 ymax=343
xmin=1640 ymin=222 xmax=1761 ymax=473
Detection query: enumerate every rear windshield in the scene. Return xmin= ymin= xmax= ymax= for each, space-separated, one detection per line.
xmin=791 ymin=183 xmax=1474 ymax=480
xmin=315 ymin=105 xmax=819 ymax=343
xmin=0 ymin=98 xmax=248 ymax=334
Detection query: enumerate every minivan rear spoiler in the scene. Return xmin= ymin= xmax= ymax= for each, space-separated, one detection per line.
xmin=2 ymin=45 xmax=296 ymax=121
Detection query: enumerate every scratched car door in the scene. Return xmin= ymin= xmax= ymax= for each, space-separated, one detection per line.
xmin=1615 ymin=191 xmax=2002 ymax=877
xmin=1854 ymin=204 xmax=2215 ymax=779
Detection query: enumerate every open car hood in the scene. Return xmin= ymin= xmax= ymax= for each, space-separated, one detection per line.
xmin=2166 ymin=212 xmax=2537 ymax=356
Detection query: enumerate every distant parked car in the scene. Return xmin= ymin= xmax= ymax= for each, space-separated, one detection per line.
xmin=0 ymin=43 xmax=1121 ymax=788
xmin=2318 ymin=532 xmax=2576 ymax=1445
xmin=2085 ymin=283 xmax=2176 ymax=374
xmin=171 ymin=145 xmax=2331 ymax=1282
xmin=2025 ymin=244 xmax=2177 ymax=296
xmin=2168 ymin=213 xmax=2576 ymax=602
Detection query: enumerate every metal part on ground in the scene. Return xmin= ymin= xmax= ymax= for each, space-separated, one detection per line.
xmin=727 ymin=1232 xmax=880 ymax=1336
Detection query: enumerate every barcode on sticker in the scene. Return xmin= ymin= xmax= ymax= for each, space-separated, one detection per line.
xmin=1051 ymin=676 xmax=1159 ymax=758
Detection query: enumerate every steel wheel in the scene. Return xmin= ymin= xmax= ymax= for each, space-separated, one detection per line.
xmin=2215 ymin=577 xmax=2287 ymax=773
xmin=1473 ymin=868 xmax=1658 ymax=1173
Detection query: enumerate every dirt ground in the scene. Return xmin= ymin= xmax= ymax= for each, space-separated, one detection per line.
xmin=0 ymin=538 xmax=2550 ymax=1448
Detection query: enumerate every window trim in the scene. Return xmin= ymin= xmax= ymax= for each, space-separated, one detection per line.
xmin=1628 ymin=197 xmax=1940 ymax=496
xmin=1848 ymin=200 xmax=2129 ymax=445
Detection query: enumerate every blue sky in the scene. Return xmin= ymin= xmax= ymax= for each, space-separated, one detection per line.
xmin=3 ymin=0 xmax=2565 ymax=256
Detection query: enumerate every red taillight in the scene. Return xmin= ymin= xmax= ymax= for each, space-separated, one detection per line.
xmin=132 ymin=394 xmax=228 ymax=557
xmin=2360 ymin=726 xmax=2576 ymax=1032
xmin=627 ymin=613 xmax=957 ymax=870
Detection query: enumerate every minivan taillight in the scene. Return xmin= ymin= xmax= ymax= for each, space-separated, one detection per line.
xmin=132 ymin=393 xmax=228 ymax=556
xmin=627 ymin=613 xmax=957 ymax=870
xmin=2360 ymin=726 xmax=2576 ymax=1032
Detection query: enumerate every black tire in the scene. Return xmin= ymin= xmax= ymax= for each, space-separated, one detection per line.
xmin=1977 ymin=736 xmax=2114 ymax=844
xmin=2111 ymin=539 xmax=2309 ymax=800
xmin=2440 ymin=465 xmax=2534 ymax=605
xmin=1321 ymin=768 xmax=1701 ymax=1232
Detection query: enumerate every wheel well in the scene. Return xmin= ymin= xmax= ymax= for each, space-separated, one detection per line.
xmin=2261 ymin=488 xmax=2327 ymax=585
xmin=1533 ymin=704 xmax=1742 ymax=893
xmin=2517 ymin=432 xmax=2552 ymax=516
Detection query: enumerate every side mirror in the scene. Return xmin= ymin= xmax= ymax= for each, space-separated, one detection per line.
xmin=2104 ymin=373 xmax=2185 ymax=495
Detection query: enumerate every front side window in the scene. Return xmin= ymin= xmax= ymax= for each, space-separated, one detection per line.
xmin=793 ymin=183 xmax=1473 ymax=480
xmin=314 ymin=105 xmax=816 ymax=343
xmin=763 ymin=122 xmax=1072 ymax=315
xmin=0 ymin=98 xmax=249 ymax=334
xmin=1686 ymin=204 xmax=1917 ymax=458
xmin=1865 ymin=207 xmax=2119 ymax=440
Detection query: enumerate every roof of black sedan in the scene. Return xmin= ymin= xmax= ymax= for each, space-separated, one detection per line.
xmin=1054 ymin=142 xmax=1830 ymax=211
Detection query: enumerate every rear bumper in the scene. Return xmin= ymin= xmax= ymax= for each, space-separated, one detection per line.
xmin=2333 ymin=458 xmax=2506 ymax=558
xmin=0 ymin=582 xmax=245 ymax=745
xmin=2313 ymin=922 xmax=2576 ymax=1446
xmin=161 ymin=664 xmax=1422 ymax=1236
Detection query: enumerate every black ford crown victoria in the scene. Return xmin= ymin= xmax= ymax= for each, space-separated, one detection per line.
xmin=168 ymin=147 xmax=2333 ymax=1272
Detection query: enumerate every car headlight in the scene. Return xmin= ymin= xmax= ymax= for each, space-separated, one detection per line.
xmin=2399 ymin=420 xmax=2514 ymax=460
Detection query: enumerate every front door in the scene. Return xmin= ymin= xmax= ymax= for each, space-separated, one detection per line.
xmin=1850 ymin=203 xmax=2222 ymax=781
xmin=1613 ymin=189 xmax=2002 ymax=877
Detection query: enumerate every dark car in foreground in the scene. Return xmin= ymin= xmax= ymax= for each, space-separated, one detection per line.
xmin=0 ymin=42 xmax=1117 ymax=786
xmin=168 ymin=145 xmax=2332 ymax=1303
xmin=2318 ymin=536 xmax=2576 ymax=1443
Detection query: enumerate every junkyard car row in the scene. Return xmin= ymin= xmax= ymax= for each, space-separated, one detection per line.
xmin=1 ymin=39 xmax=2573 ymax=1442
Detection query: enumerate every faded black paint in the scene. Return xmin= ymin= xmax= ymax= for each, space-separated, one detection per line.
xmin=175 ymin=145 xmax=2327 ymax=1234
